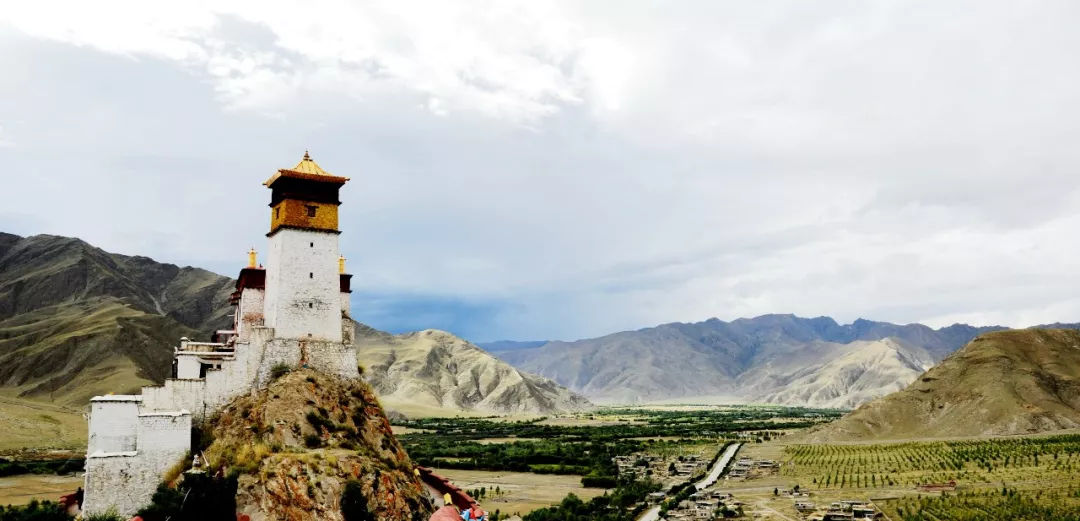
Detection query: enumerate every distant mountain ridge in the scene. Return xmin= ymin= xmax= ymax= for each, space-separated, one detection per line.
xmin=0 ymin=232 xmax=235 ymax=406
xmin=804 ymin=328 xmax=1080 ymax=440
xmin=490 ymin=314 xmax=1070 ymax=407
xmin=355 ymin=324 xmax=591 ymax=415
xmin=476 ymin=340 xmax=549 ymax=352
xmin=0 ymin=232 xmax=589 ymax=423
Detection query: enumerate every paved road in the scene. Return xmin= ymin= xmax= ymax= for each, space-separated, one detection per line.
xmin=695 ymin=443 xmax=742 ymax=490
xmin=637 ymin=505 xmax=660 ymax=521
xmin=636 ymin=443 xmax=741 ymax=521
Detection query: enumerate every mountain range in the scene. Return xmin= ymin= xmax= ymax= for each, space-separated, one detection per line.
xmin=487 ymin=315 xmax=1079 ymax=408
xmin=4 ymin=230 xmax=1078 ymax=449
xmin=804 ymin=328 xmax=1080 ymax=440
xmin=0 ymin=233 xmax=588 ymax=448
xmin=0 ymin=232 xmax=234 ymax=407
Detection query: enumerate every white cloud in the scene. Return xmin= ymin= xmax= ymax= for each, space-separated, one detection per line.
xmin=2 ymin=1 xmax=1080 ymax=340
xmin=0 ymin=125 xmax=14 ymax=147
xmin=3 ymin=0 xmax=594 ymax=124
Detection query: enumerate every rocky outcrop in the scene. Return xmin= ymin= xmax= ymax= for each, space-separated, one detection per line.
xmin=202 ymin=369 xmax=434 ymax=521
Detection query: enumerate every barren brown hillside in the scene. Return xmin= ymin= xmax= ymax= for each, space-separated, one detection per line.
xmin=803 ymin=328 xmax=1080 ymax=441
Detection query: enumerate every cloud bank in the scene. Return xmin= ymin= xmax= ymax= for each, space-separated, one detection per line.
xmin=1 ymin=1 xmax=1079 ymax=341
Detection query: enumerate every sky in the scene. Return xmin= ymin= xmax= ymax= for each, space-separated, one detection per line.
xmin=1 ymin=1 xmax=1079 ymax=342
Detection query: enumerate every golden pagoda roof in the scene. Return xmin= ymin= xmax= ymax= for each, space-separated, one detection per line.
xmin=264 ymin=151 xmax=350 ymax=186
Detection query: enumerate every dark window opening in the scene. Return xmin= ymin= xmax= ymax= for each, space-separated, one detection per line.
xmin=308 ymin=302 xmax=313 ymax=308
xmin=309 ymin=272 xmax=313 ymax=278
xmin=275 ymin=207 xmax=280 ymax=219
xmin=306 ymin=205 xmax=317 ymax=217
xmin=310 ymin=242 xmax=314 ymax=247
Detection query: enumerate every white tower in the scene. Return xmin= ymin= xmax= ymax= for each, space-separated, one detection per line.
xmin=262 ymin=152 xmax=350 ymax=342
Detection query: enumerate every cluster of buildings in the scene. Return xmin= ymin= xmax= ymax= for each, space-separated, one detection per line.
xmin=806 ymin=500 xmax=881 ymax=520
xmin=82 ymin=153 xmax=360 ymax=516
xmin=727 ymin=457 xmax=780 ymax=479
xmin=661 ymin=490 xmax=740 ymax=520
xmin=613 ymin=453 xmax=709 ymax=483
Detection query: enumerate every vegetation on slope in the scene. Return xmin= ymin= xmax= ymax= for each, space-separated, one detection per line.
xmin=195 ymin=369 xmax=433 ymax=521
xmin=0 ymin=232 xmax=234 ymax=448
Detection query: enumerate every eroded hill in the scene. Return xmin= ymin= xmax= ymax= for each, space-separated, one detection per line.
xmin=355 ymin=326 xmax=592 ymax=416
xmin=803 ymin=328 xmax=1080 ymax=441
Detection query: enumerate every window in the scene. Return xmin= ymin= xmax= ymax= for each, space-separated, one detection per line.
xmin=275 ymin=207 xmax=280 ymax=219
xmin=309 ymin=272 xmax=313 ymax=278
xmin=310 ymin=242 xmax=314 ymax=247
xmin=308 ymin=303 xmax=313 ymax=308
xmin=306 ymin=205 xmax=317 ymax=217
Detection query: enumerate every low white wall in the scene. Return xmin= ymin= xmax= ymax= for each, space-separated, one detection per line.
xmin=141 ymin=380 xmax=207 ymax=419
xmin=137 ymin=411 xmax=191 ymax=456
xmin=176 ymin=354 xmax=202 ymax=379
xmin=88 ymin=397 xmax=141 ymax=454
xmin=83 ymin=412 xmax=191 ymax=517
xmin=237 ymin=288 xmax=265 ymax=342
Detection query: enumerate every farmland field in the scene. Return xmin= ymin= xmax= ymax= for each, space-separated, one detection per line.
xmin=0 ymin=474 xmax=82 ymax=506
xmin=771 ymin=434 xmax=1080 ymax=520
xmin=783 ymin=434 xmax=1080 ymax=490
xmin=396 ymin=405 xmax=836 ymax=519
xmin=435 ymin=469 xmax=608 ymax=518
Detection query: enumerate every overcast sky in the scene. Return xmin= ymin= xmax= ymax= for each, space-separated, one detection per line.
xmin=2 ymin=1 xmax=1079 ymax=342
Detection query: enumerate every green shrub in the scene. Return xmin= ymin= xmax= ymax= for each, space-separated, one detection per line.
xmin=581 ymin=475 xmax=617 ymax=488
xmin=83 ymin=510 xmax=125 ymax=521
xmin=0 ymin=500 xmax=69 ymax=521
xmin=340 ymin=480 xmax=376 ymax=521
xmin=304 ymin=434 xmax=323 ymax=448
xmin=270 ymin=363 xmax=291 ymax=379
xmin=136 ymin=473 xmax=237 ymax=521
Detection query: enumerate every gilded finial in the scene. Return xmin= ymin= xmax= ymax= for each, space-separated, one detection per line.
xmin=248 ymin=247 xmax=257 ymax=268
xmin=338 ymin=255 xmax=346 ymax=274
xmin=303 ymin=150 xmax=311 ymax=161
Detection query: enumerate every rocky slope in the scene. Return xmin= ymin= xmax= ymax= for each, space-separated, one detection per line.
xmin=355 ymin=325 xmax=592 ymax=415
xmin=0 ymin=233 xmax=234 ymax=407
xmin=747 ymin=338 xmax=934 ymax=409
xmin=201 ymin=369 xmax=433 ymax=521
xmin=803 ymin=328 xmax=1080 ymax=441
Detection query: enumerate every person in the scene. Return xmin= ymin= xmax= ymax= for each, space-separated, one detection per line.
xmin=460 ymin=505 xmax=486 ymax=521
xmin=74 ymin=487 xmax=84 ymax=509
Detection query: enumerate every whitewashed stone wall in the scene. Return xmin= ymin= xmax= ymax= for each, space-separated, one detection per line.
xmin=236 ymin=287 xmax=264 ymax=342
xmin=83 ymin=411 xmax=191 ymax=517
xmin=84 ymin=454 xmax=154 ymax=516
xmin=142 ymin=379 xmax=208 ymax=420
xmin=136 ymin=412 xmax=190 ymax=456
xmin=175 ymin=354 xmax=202 ymax=379
xmin=88 ymin=397 xmax=141 ymax=454
xmin=340 ymin=291 xmax=351 ymax=316
xmin=264 ymin=229 xmax=342 ymax=342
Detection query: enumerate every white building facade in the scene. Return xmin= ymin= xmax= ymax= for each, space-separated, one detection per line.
xmin=83 ymin=153 xmax=359 ymax=516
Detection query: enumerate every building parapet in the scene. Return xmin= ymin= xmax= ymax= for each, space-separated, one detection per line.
xmin=90 ymin=395 xmax=142 ymax=402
